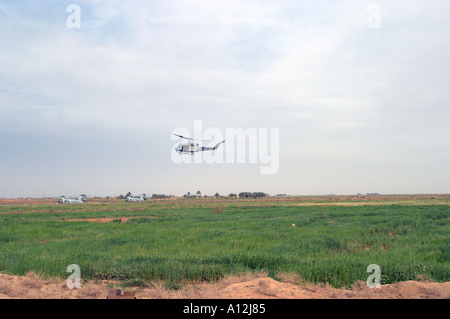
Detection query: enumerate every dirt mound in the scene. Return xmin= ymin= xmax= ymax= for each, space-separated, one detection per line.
xmin=0 ymin=272 xmax=105 ymax=299
xmin=0 ymin=272 xmax=448 ymax=299
xmin=222 ymin=277 xmax=327 ymax=299
xmin=221 ymin=277 xmax=450 ymax=299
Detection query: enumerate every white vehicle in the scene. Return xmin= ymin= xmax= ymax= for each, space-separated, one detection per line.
xmin=125 ymin=194 xmax=147 ymax=202
xmin=58 ymin=195 xmax=87 ymax=204
xmin=173 ymin=134 xmax=225 ymax=155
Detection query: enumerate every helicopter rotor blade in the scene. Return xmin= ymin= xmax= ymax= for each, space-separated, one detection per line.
xmin=173 ymin=134 xmax=194 ymax=140
xmin=173 ymin=134 xmax=206 ymax=142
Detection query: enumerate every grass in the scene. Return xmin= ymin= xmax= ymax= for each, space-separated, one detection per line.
xmin=0 ymin=197 xmax=449 ymax=288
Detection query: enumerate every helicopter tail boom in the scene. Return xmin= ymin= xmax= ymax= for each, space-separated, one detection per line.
xmin=201 ymin=140 xmax=225 ymax=151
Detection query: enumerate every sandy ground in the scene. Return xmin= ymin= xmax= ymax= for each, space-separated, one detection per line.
xmin=0 ymin=272 xmax=448 ymax=299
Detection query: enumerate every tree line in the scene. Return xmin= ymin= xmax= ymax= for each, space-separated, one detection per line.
xmin=116 ymin=191 xmax=268 ymax=199
xmin=183 ymin=191 xmax=268 ymax=198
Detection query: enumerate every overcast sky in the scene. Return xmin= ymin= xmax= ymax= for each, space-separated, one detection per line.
xmin=0 ymin=0 xmax=449 ymax=198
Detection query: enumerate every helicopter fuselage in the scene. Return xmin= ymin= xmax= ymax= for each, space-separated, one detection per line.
xmin=125 ymin=195 xmax=147 ymax=202
xmin=173 ymin=134 xmax=225 ymax=154
xmin=175 ymin=142 xmax=199 ymax=154
xmin=58 ymin=195 xmax=87 ymax=204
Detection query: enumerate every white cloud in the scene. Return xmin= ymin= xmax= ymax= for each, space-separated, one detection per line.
xmin=0 ymin=0 xmax=449 ymax=196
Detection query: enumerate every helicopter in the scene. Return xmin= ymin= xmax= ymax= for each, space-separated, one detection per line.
xmin=125 ymin=194 xmax=147 ymax=202
xmin=173 ymin=134 xmax=225 ymax=155
xmin=58 ymin=194 xmax=87 ymax=204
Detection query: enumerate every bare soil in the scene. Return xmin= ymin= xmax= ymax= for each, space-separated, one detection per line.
xmin=60 ymin=216 xmax=158 ymax=223
xmin=0 ymin=272 xmax=448 ymax=299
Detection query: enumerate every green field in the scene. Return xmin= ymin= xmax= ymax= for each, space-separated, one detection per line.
xmin=0 ymin=196 xmax=449 ymax=288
